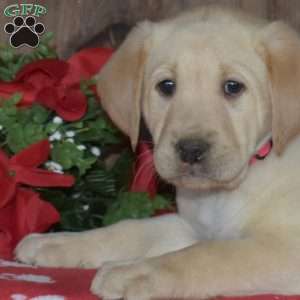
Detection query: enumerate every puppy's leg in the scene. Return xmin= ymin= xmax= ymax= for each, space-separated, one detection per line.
xmin=15 ymin=214 xmax=197 ymax=268
xmin=92 ymin=234 xmax=300 ymax=299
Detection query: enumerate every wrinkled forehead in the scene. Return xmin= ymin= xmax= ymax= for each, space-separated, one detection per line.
xmin=147 ymin=24 xmax=265 ymax=80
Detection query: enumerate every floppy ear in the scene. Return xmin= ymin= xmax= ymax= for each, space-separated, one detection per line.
xmin=96 ymin=21 xmax=153 ymax=149
xmin=259 ymin=21 xmax=300 ymax=155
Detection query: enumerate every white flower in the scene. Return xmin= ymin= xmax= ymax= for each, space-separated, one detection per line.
xmin=0 ymin=125 xmax=3 ymax=130
xmin=91 ymin=146 xmax=101 ymax=157
xmin=72 ymin=193 xmax=81 ymax=199
xmin=65 ymin=130 xmax=75 ymax=137
xmin=77 ymin=145 xmax=86 ymax=151
xmin=52 ymin=116 xmax=63 ymax=124
xmin=49 ymin=131 xmax=62 ymax=142
xmin=45 ymin=161 xmax=64 ymax=174
xmin=66 ymin=138 xmax=74 ymax=143
xmin=45 ymin=162 xmax=51 ymax=168
xmin=82 ymin=204 xmax=89 ymax=211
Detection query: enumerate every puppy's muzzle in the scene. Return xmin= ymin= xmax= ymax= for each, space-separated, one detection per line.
xmin=176 ymin=138 xmax=211 ymax=165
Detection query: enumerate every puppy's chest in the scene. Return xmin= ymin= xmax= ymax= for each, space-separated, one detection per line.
xmin=177 ymin=190 xmax=248 ymax=240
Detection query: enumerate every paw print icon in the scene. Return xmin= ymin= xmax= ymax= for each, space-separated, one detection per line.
xmin=4 ymin=16 xmax=45 ymax=48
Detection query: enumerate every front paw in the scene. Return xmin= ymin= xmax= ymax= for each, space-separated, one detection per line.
xmin=91 ymin=260 xmax=173 ymax=300
xmin=15 ymin=232 xmax=100 ymax=268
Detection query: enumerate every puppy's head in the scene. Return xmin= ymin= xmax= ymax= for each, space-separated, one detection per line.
xmin=97 ymin=8 xmax=300 ymax=191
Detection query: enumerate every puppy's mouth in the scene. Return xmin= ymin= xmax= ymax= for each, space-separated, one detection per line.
xmin=165 ymin=162 xmax=248 ymax=191
xmin=153 ymin=140 xmax=253 ymax=191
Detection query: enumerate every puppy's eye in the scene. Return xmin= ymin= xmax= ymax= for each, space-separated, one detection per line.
xmin=156 ymin=79 xmax=176 ymax=97
xmin=223 ymin=80 xmax=245 ymax=97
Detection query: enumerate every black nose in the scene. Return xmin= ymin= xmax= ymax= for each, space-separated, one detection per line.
xmin=176 ymin=138 xmax=210 ymax=164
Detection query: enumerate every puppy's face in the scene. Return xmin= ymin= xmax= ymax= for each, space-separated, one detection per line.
xmin=98 ymin=9 xmax=300 ymax=191
xmin=143 ymin=27 xmax=271 ymax=190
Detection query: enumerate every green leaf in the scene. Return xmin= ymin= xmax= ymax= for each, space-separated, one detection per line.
xmin=36 ymin=44 xmax=50 ymax=56
xmin=23 ymin=123 xmax=46 ymax=145
xmin=15 ymin=54 xmax=28 ymax=69
xmin=8 ymin=63 xmax=20 ymax=76
xmin=90 ymin=119 xmax=107 ymax=131
xmin=152 ymin=195 xmax=172 ymax=210
xmin=7 ymin=123 xmax=27 ymax=153
xmin=3 ymin=105 xmax=17 ymax=116
xmin=81 ymin=98 xmax=103 ymax=121
xmin=102 ymin=192 xmax=171 ymax=226
xmin=51 ymin=141 xmax=84 ymax=170
xmin=0 ymin=37 xmax=56 ymax=81
xmin=99 ymin=129 xmax=121 ymax=144
xmin=76 ymin=118 xmax=121 ymax=145
xmin=46 ymin=122 xmax=61 ymax=134
xmin=76 ymin=128 xmax=100 ymax=142
xmin=0 ymin=66 xmax=13 ymax=80
xmin=76 ymin=156 xmax=97 ymax=176
xmin=39 ymin=189 xmax=70 ymax=211
xmin=6 ymin=121 xmax=46 ymax=153
xmin=0 ymin=109 xmax=15 ymax=128
xmin=11 ymin=93 xmax=22 ymax=104
xmin=85 ymin=168 xmax=117 ymax=196
xmin=111 ymin=150 xmax=134 ymax=189
xmin=2 ymin=93 xmax=22 ymax=105
xmin=0 ymin=48 xmax=14 ymax=63
xmin=31 ymin=105 xmax=50 ymax=123
xmin=17 ymin=108 xmax=32 ymax=125
xmin=59 ymin=210 xmax=85 ymax=231
xmin=40 ymin=32 xmax=54 ymax=45
xmin=0 ymin=72 xmax=12 ymax=81
xmin=70 ymin=122 xmax=84 ymax=129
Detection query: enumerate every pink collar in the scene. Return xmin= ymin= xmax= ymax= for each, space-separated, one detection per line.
xmin=249 ymin=140 xmax=273 ymax=165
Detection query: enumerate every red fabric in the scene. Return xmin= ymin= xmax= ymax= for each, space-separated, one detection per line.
xmin=249 ymin=140 xmax=273 ymax=165
xmin=0 ymin=259 xmax=97 ymax=299
xmin=130 ymin=142 xmax=157 ymax=197
xmin=0 ymin=260 xmax=300 ymax=300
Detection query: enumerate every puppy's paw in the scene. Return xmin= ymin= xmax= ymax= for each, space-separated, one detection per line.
xmin=15 ymin=234 xmax=48 ymax=265
xmin=91 ymin=259 xmax=172 ymax=300
xmin=15 ymin=232 xmax=100 ymax=268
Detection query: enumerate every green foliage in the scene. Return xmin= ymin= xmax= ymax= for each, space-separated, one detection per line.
xmin=0 ymin=89 xmax=123 ymax=177
xmin=0 ymin=95 xmax=48 ymax=153
xmin=0 ymin=32 xmax=57 ymax=81
xmin=0 ymin=35 xmax=174 ymax=232
xmin=51 ymin=141 xmax=95 ymax=175
xmin=103 ymin=192 xmax=172 ymax=226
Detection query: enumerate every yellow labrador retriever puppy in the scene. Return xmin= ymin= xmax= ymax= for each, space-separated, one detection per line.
xmin=16 ymin=6 xmax=300 ymax=300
